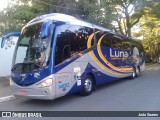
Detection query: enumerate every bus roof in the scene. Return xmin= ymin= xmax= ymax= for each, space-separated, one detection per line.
xmin=27 ymin=13 xmax=111 ymax=32
xmin=27 ymin=13 xmax=135 ymax=41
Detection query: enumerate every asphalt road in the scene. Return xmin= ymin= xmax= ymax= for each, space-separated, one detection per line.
xmin=0 ymin=63 xmax=160 ymax=120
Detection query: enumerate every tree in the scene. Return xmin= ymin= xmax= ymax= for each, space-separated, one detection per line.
xmin=71 ymin=0 xmax=115 ymax=28
xmin=138 ymin=0 xmax=160 ymax=62
xmin=0 ymin=0 xmax=49 ymax=34
xmin=0 ymin=0 xmax=116 ymax=34
xmin=110 ymin=0 xmax=147 ymax=37
xmin=36 ymin=0 xmax=115 ymax=28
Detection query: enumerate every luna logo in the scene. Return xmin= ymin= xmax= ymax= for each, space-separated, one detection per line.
xmin=58 ymin=83 xmax=69 ymax=89
xmin=110 ymin=48 xmax=129 ymax=58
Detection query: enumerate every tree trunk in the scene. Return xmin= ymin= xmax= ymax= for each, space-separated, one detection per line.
xmin=125 ymin=7 xmax=131 ymax=37
xmin=127 ymin=27 xmax=131 ymax=37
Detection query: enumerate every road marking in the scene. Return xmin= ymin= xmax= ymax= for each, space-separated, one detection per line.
xmin=0 ymin=95 xmax=16 ymax=102
xmin=146 ymin=68 xmax=153 ymax=71
xmin=145 ymin=67 xmax=160 ymax=71
xmin=154 ymin=68 xmax=159 ymax=70
xmin=146 ymin=63 xmax=159 ymax=67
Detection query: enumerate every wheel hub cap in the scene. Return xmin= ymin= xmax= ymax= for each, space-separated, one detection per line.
xmin=84 ymin=79 xmax=92 ymax=92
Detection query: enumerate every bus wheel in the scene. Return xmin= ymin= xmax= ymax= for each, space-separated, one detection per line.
xmin=131 ymin=67 xmax=136 ymax=79
xmin=80 ymin=75 xmax=94 ymax=96
xmin=136 ymin=67 xmax=140 ymax=77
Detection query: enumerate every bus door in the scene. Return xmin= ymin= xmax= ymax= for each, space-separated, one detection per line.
xmin=54 ymin=25 xmax=72 ymax=98
xmin=55 ymin=72 xmax=72 ymax=98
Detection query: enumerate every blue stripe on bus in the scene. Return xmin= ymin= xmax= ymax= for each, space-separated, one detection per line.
xmin=11 ymin=68 xmax=50 ymax=86
xmin=67 ymin=63 xmax=119 ymax=95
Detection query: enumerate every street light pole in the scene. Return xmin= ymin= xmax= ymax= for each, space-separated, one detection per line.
xmin=75 ymin=0 xmax=79 ymax=17
xmin=49 ymin=0 xmax=52 ymax=13
xmin=7 ymin=0 xmax=9 ymax=8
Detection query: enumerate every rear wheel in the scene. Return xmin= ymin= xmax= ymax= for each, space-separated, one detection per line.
xmin=136 ymin=66 xmax=140 ymax=77
xmin=80 ymin=75 xmax=94 ymax=96
xmin=131 ymin=67 xmax=136 ymax=79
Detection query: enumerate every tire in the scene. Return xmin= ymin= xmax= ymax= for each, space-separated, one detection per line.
xmin=136 ymin=67 xmax=140 ymax=77
xmin=80 ymin=75 xmax=94 ymax=96
xmin=130 ymin=67 xmax=136 ymax=79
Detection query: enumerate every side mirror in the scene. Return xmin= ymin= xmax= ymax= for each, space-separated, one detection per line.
xmin=40 ymin=21 xmax=53 ymax=39
xmin=1 ymin=32 xmax=21 ymax=48
xmin=40 ymin=20 xmax=66 ymax=39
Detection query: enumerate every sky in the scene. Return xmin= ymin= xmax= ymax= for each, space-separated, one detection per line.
xmin=0 ymin=0 xmax=9 ymax=11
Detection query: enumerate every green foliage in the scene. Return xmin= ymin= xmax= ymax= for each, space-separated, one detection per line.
xmin=74 ymin=0 xmax=115 ymax=28
xmin=0 ymin=0 xmax=50 ymax=34
xmin=0 ymin=0 xmax=116 ymax=34
xmin=138 ymin=0 xmax=160 ymax=62
xmin=110 ymin=0 xmax=147 ymax=37
xmin=150 ymin=0 xmax=160 ymax=19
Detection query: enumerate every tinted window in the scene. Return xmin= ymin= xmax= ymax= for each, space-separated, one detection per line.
xmin=100 ymin=32 xmax=132 ymax=50
xmin=55 ymin=25 xmax=93 ymax=65
xmin=55 ymin=25 xmax=70 ymax=65
xmin=68 ymin=25 xmax=93 ymax=56
xmin=100 ymin=33 xmax=121 ymax=48
xmin=94 ymin=29 xmax=104 ymax=44
xmin=121 ymin=39 xmax=132 ymax=50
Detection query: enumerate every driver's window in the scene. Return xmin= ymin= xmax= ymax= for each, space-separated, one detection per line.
xmin=15 ymin=38 xmax=29 ymax=64
xmin=15 ymin=46 xmax=27 ymax=64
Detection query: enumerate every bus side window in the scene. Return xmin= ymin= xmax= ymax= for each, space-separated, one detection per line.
xmin=121 ymin=40 xmax=132 ymax=51
xmin=55 ymin=25 xmax=93 ymax=65
xmin=100 ymin=32 xmax=114 ymax=48
xmin=68 ymin=25 xmax=93 ymax=56
xmin=55 ymin=25 xmax=70 ymax=65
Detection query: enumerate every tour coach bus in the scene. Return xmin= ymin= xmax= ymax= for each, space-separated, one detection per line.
xmin=1 ymin=13 xmax=145 ymax=100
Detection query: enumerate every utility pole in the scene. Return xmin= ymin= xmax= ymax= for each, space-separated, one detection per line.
xmin=75 ymin=0 xmax=79 ymax=17
xmin=49 ymin=0 xmax=53 ymax=13
xmin=7 ymin=0 xmax=9 ymax=8
xmin=97 ymin=0 xmax=101 ymax=4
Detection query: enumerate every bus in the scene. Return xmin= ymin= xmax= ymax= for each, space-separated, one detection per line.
xmin=1 ymin=13 xmax=145 ymax=100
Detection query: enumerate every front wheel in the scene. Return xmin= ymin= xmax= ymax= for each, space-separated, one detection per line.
xmin=80 ymin=75 xmax=94 ymax=96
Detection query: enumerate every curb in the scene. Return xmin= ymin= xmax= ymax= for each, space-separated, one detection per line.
xmin=0 ymin=95 xmax=16 ymax=102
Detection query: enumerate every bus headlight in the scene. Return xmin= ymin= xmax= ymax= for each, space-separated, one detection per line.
xmin=37 ymin=78 xmax=53 ymax=88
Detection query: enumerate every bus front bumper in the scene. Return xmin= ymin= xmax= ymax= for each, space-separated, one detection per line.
xmin=10 ymin=77 xmax=56 ymax=100
xmin=12 ymin=86 xmax=55 ymax=100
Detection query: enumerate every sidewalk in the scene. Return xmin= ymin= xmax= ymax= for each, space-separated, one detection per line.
xmin=0 ymin=77 xmax=15 ymax=102
xmin=145 ymin=63 xmax=159 ymax=67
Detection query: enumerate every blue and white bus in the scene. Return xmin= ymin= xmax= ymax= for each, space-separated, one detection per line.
xmin=1 ymin=13 xmax=145 ymax=100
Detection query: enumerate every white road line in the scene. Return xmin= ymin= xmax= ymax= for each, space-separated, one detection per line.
xmin=145 ymin=67 xmax=160 ymax=71
xmin=146 ymin=63 xmax=160 ymax=67
xmin=0 ymin=95 xmax=16 ymax=102
xmin=146 ymin=68 xmax=153 ymax=71
xmin=154 ymin=68 xmax=159 ymax=70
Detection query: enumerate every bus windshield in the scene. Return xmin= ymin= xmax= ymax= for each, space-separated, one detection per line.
xmin=12 ymin=22 xmax=53 ymax=73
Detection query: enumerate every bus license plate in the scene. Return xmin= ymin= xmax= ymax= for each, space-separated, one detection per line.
xmin=20 ymin=90 xmax=28 ymax=95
